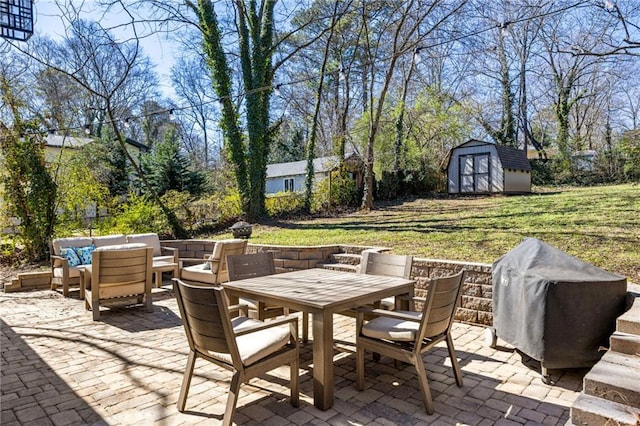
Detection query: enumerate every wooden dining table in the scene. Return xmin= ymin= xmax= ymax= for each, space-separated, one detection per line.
xmin=222 ymin=268 xmax=415 ymax=410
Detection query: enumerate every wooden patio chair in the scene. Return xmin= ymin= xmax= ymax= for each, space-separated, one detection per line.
xmin=180 ymin=239 xmax=247 ymax=285
xmin=339 ymin=251 xmax=414 ymax=320
xmin=83 ymin=245 xmax=154 ymax=321
xmin=227 ymin=252 xmax=309 ymax=342
xmin=173 ymin=279 xmax=299 ymax=426
xmin=359 ymin=250 xmax=414 ymax=310
xmin=355 ymin=269 xmax=465 ymax=415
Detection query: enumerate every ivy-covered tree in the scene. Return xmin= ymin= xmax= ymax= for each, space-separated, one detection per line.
xmin=186 ymin=0 xmax=276 ymax=220
xmin=0 ymin=78 xmax=57 ymax=261
xmin=144 ymin=126 xmax=207 ymax=197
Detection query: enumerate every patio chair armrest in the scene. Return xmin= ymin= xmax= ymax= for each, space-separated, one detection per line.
xmin=357 ymin=306 xmax=421 ymax=322
xmin=397 ymin=294 xmax=426 ymax=303
xmin=50 ymin=254 xmax=68 ymax=268
xmin=234 ymin=314 xmax=299 ymax=337
xmin=179 ymin=257 xmax=207 ymax=267
xmin=161 ymin=246 xmax=179 ymax=259
xmin=228 ymin=303 xmax=249 ymax=316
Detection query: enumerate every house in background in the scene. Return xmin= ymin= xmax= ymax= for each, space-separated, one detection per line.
xmin=45 ymin=134 xmax=149 ymax=163
xmin=445 ymin=140 xmax=531 ymax=194
xmin=265 ymin=152 xmax=363 ymax=195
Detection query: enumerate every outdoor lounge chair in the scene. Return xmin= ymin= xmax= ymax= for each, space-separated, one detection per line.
xmin=173 ymin=278 xmax=299 ymax=426
xmin=180 ymin=239 xmax=247 ymax=285
xmin=83 ymin=244 xmax=154 ymax=321
xmin=355 ymin=269 xmax=465 ymax=415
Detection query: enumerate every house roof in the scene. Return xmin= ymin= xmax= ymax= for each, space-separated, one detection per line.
xmin=446 ymin=140 xmax=531 ymax=171
xmin=266 ymin=154 xmax=359 ymax=179
xmin=45 ymin=135 xmax=90 ymax=149
xmin=45 ymin=135 xmax=149 ymax=152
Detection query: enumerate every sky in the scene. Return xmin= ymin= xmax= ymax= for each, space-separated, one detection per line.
xmin=32 ymin=0 xmax=179 ymax=98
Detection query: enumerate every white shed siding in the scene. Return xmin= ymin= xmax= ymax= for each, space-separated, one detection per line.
xmin=448 ymin=144 xmax=503 ymax=193
xmin=503 ymin=169 xmax=531 ymax=193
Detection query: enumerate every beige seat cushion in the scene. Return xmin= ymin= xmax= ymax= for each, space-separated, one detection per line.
xmin=361 ymin=311 xmax=421 ymax=342
xmin=210 ymin=316 xmax=291 ymax=366
xmin=52 ymin=266 xmax=85 ymax=279
xmin=95 ymin=243 xmax=147 ymax=251
xmin=127 ymin=233 xmax=162 ymax=256
xmin=153 ymin=255 xmax=175 ymax=264
xmin=380 ymin=296 xmax=395 ymax=310
xmin=202 ymin=239 xmax=245 ymax=271
xmin=181 ymin=263 xmax=216 ymax=284
xmin=52 ymin=237 xmax=93 ymax=256
xmin=93 ymin=234 xmax=127 ymax=248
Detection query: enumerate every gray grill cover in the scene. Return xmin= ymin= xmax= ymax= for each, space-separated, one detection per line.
xmin=492 ymin=238 xmax=627 ymax=369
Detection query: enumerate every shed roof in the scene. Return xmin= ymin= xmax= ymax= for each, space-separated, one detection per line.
xmin=446 ymin=140 xmax=531 ymax=171
xmin=493 ymin=144 xmax=532 ymax=171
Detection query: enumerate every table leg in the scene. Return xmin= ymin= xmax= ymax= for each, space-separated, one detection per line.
xmin=312 ymin=309 xmax=334 ymax=410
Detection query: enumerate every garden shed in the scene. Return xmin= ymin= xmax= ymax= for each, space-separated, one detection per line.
xmin=446 ymin=139 xmax=531 ymax=194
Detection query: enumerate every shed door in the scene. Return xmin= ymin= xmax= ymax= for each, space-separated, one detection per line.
xmin=459 ymin=153 xmax=490 ymax=193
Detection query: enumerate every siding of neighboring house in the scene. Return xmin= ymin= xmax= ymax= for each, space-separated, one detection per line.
xmin=266 ymin=157 xmax=341 ymax=195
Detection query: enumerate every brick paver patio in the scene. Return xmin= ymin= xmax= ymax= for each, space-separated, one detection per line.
xmin=1 ymin=284 xmax=586 ymax=425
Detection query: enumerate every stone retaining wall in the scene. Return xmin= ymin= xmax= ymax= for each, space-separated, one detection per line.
xmin=411 ymin=258 xmax=493 ymax=326
xmin=161 ymin=239 xmax=494 ymax=326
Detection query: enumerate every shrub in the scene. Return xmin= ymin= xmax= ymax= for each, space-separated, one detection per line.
xmin=314 ymin=171 xmax=359 ymax=210
xmin=266 ymin=192 xmax=305 ymax=217
xmin=97 ymin=194 xmax=168 ymax=235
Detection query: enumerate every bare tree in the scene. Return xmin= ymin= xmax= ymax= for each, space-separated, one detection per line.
xmin=359 ymin=0 xmax=465 ymax=210
xmin=5 ymin=4 xmax=188 ymax=237
xmin=171 ymin=55 xmax=218 ymax=168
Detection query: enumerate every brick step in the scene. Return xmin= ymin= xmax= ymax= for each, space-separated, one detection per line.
xmin=617 ymin=298 xmax=640 ymax=336
xmin=610 ymin=331 xmax=640 ymax=356
xmin=339 ymin=245 xmax=389 ymax=255
xmin=330 ymin=253 xmax=362 ymax=266
xmin=571 ymin=392 xmax=640 ymax=426
xmin=583 ymin=351 xmax=640 ymax=408
xmin=322 ymin=263 xmax=358 ymax=273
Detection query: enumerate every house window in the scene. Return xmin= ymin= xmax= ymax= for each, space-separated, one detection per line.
xmin=284 ymin=178 xmax=295 ymax=192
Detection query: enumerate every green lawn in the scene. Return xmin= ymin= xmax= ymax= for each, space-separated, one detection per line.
xmin=215 ymin=184 xmax=640 ymax=283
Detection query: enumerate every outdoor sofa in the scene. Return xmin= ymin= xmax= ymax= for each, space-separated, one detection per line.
xmin=50 ymin=233 xmax=178 ymax=297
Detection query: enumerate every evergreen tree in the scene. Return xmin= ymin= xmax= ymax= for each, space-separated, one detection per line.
xmin=145 ymin=126 xmax=206 ymax=196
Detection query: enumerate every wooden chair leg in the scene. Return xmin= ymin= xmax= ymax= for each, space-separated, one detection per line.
xmin=356 ymin=346 xmax=365 ymax=390
xmin=177 ymin=351 xmax=196 ymax=412
xmin=414 ymin=358 xmax=434 ymax=415
xmin=446 ymin=333 xmax=463 ymax=387
xmin=302 ymin=312 xmax=309 ymax=343
xmin=145 ymin=294 xmax=154 ymax=313
xmin=91 ymin=301 xmax=100 ymax=321
xmin=223 ymin=372 xmax=241 ymax=426
xmin=290 ymin=357 xmax=299 ymax=407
